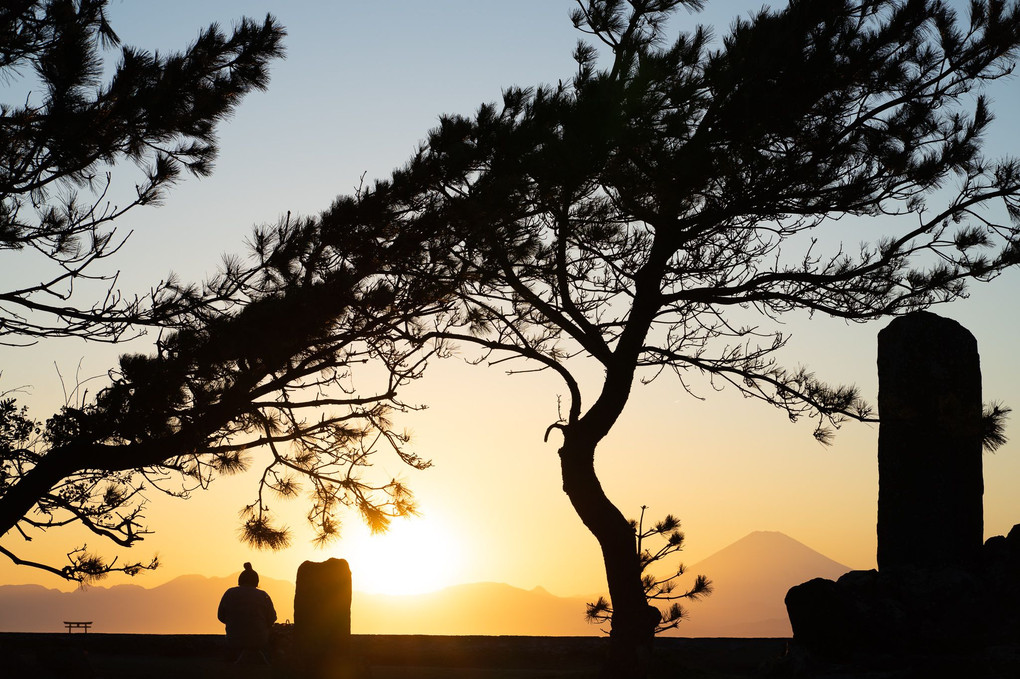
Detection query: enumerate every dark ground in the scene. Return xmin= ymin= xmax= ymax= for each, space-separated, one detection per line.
xmin=0 ymin=633 xmax=788 ymax=678
xmin=3 ymin=632 xmax=1018 ymax=678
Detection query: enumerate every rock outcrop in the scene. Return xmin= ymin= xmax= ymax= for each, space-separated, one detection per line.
xmin=786 ymin=312 xmax=1017 ymax=668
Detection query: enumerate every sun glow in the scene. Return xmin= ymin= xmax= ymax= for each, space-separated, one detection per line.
xmin=340 ymin=517 xmax=463 ymax=596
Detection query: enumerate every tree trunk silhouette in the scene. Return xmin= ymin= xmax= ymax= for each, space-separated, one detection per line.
xmin=560 ymin=431 xmax=657 ymax=678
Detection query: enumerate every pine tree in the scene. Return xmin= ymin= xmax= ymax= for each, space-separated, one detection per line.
xmin=0 ymin=0 xmax=284 ymax=342
xmin=586 ymin=507 xmax=712 ymax=634
xmin=3 ymin=5 xmax=1020 ymax=676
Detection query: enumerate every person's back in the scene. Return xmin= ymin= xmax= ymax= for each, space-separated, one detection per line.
xmin=218 ymin=562 xmax=277 ymax=655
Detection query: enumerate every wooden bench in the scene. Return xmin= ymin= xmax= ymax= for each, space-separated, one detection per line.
xmin=63 ymin=621 xmax=92 ymax=634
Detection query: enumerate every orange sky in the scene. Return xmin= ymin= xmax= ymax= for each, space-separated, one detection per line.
xmin=1 ymin=1 xmax=1019 ymax=603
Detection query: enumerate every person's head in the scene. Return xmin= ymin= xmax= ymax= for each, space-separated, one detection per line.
xmin=238 ymin=562 xmax=259 ymax=587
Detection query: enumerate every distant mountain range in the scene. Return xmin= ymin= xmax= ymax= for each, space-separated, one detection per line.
xmin=676 ymin=531 xmax=850 ymax=637
xmin=0 ymin=531 xmax=849 ymax=637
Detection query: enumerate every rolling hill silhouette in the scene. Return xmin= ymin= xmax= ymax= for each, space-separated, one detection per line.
xmin=0 ymin=531 xmax=848 ymax=636
xmin=0 ymin=576 xmax=595 ymax=636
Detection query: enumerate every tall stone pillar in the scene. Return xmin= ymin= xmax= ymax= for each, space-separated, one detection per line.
xmin=877 ymin=311 xmax=983 ymax=571
xmin=294 ymin=557 xmax=353 ymax=676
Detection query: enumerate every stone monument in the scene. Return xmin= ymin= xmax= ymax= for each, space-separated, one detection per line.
xmin=785 ymin=311 xmax=1020 ymax=666
xmin=877 ymin=311 xmax=984 ymax=571
xmin=293 ymin=557 xmax=354 ymax=676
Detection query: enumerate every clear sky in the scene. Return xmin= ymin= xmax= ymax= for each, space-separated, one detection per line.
xmin=2 ymin=1 xmax=1019 ymax=601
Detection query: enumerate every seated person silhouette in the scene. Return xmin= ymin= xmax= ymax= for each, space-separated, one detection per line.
xmin=217 ymin=562 xmax=278 ymax=664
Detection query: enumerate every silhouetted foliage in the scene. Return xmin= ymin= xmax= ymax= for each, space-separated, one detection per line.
xmin=0 ymin=202 xmax=455 ymax=581
xmin=372 ymin=1 xmax=1020 ymax=674
xmin=0 ymin=0 xmax=284 ymax=344
xmin=586 ymin=507 xmax=711 ymax=634
xmin=0 ymin=0 xmax=295 ymax=582
xmin=3 ymin=9 xmax=1020 ymax=677
xmin=0 ymin=394 xmax=159 ymax=579
xmin=983 ymin=402 xmax=1012 ymax=452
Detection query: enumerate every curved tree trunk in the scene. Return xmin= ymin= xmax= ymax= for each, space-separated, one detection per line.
xmin=559 ymin=431 xmax=658 ymax=679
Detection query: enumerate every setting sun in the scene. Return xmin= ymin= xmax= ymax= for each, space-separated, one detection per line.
xmin=3 ymin=2 xmax=1020 ymax=678
xmin=339 ymin=518 xmax=463 ymax=596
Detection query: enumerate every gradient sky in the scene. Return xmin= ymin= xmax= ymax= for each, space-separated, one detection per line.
xmin=2 ymin=1 xmax=1019 ymax=601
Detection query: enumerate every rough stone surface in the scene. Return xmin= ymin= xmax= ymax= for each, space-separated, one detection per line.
xmin=785 ymin=578 xmax=859 ymax=658
xmin=787 ymin=532 xmax=1020 ymax=662
xmin=877 ymin=311 xmax=983 ymax=571
xmin=785 ymin=313 xmax=1020 ymax=671
xmin=293 ymin=557 xmax=354 ymax=674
